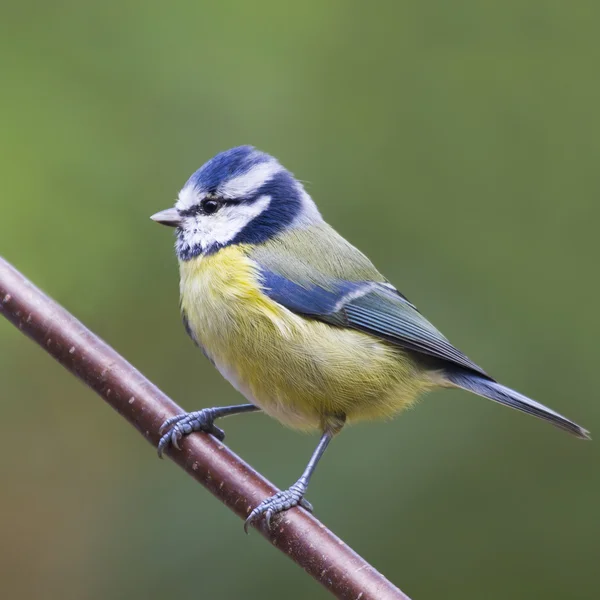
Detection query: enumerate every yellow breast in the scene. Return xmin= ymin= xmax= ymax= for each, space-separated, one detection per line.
xmin=179 ymin=246 xmax=431 ymax=431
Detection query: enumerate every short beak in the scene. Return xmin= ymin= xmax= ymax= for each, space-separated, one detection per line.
xmin=150 ymin=208 xmax=182 ymax=227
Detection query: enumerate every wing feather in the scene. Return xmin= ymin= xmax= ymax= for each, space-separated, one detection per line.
xmin=252 ymin=242 xmax=488 ymax=377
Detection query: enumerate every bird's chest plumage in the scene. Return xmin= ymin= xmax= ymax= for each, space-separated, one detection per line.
xmin=178 ymin=246 xmax=428 ymax=431
xmin=179 ymin=246 xmax=300 ymax=352
xmin=179 ymin=246 xmax=318 ymax=427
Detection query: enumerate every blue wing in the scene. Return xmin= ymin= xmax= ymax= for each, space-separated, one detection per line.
xmin=249 ymin=228 xmax=590 ymax=439
xmin=258 ymin=266 xmax=488 ymax=377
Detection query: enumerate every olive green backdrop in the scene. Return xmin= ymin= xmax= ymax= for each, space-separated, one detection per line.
xmin=1 ymin=2 xmax=598 ymax=599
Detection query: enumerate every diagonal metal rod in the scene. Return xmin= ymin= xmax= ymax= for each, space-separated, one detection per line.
xmin=0 ymin=256 xmax=411 ymax=600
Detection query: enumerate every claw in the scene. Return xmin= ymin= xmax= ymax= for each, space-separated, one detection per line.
xmin=243 ymin=482 xmax=309 ymax=533
xmin=210 ymin=425 xmax=226 ymax=442
xmin=158 ymin=413 xmax=187 ymax=434
xmin=157 ymin=409 xmax=224 ymax=458
xmin=300 ymin=498 xmax=313 ymax=512
xmin=265 ymin=510 xmax=274 ymax=530
xmin=156 ymin=436 xmax=168 ymax=459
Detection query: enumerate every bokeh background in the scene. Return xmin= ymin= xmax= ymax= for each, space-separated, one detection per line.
xmin=1 ymin=2 xmax=598 ymax=599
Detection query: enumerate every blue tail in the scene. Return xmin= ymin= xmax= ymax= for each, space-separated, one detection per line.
xmin=445 ymin=370 xmax=590 ymax=440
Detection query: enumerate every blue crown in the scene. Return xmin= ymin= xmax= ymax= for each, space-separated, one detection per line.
xmin=185 ymin=145 xmax=274 ymax=195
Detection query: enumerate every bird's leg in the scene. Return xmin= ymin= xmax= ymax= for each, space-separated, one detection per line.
xmin=157 ymin=403 xmax=259 ymax=457
xmin=244 ymin=428 xmax=335 ymax=532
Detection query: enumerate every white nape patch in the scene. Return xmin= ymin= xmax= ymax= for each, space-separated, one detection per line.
xmin=181 ymin=195 xmax=272 ymax=252
xmin=218 ymin=161 xmax=283 ymax=199
xmin=290 ymin=186 xmax=323 ymax=228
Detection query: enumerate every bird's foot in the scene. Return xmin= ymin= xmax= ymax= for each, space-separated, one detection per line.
xmin=244 ymin=481 xmax=313 ymax=533
xmin=157 ymin=409 xmax=225 ymax=458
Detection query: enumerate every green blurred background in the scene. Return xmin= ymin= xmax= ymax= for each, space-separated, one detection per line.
xmin=1 ymin=1 xmax=598 ymax=598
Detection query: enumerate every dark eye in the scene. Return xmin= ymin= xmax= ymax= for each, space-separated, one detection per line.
xmin=201 ymin=198 xmax=221 ymax=215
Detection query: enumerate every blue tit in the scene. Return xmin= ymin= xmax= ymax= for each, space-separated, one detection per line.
xmin=151 ymin=145 xmax=589 ymax=531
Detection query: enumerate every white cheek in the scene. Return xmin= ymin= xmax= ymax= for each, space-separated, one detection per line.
xmin=181 ymin=195 xmax=272 ymax=251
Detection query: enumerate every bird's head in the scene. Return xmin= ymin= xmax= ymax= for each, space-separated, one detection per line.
xmin=151 ymin=146 xmax=321 ymax=260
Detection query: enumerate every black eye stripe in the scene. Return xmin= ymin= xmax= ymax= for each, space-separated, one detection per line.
xmin=179 ymin=198 xmax=239 ymax=218
xmin=178 ymin=207 xmax=198 ymax=217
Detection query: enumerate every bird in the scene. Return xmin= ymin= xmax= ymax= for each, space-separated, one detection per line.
xmin=151 ymin=145 xmax=589 ymax=531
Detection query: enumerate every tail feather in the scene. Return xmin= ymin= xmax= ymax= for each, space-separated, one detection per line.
xmin=445 ymin=370 xmax=590 ymax=440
